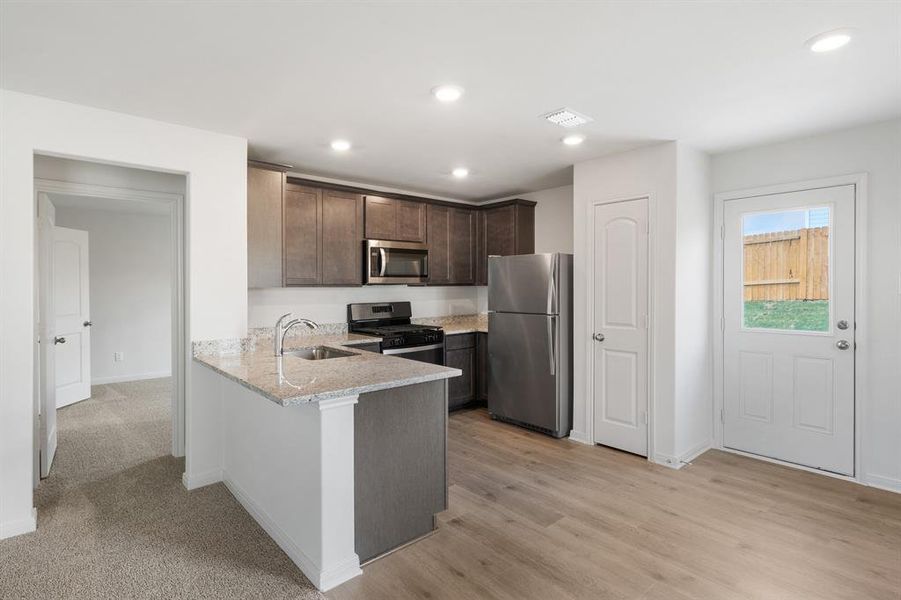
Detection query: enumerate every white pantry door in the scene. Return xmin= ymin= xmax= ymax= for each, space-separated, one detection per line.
xmin=591 ymin=198 xmax=649 ymax=456
xmin=723 ymin=185 xmax=855 ymax=475
xmin=53 ymin=226 xmax=92 ymax=408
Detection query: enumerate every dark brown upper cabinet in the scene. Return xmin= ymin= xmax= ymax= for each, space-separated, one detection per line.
xmin=451 ymin=208 xmax=476 ymax=285
xmin=283 ymin=183 xmax=364 ymax=286
xmin=364 ymin=195 xmax=427 ymax=243
xmin=284 ymin=183 xmax=322 ymax=285
xmin=247 ymin=163 xmax=286 ymax=288
xmin=426 ymin=204 xmax=451 ymax=285
xmin=477 ymin=200 xmax=536 ymax=285
xmin=485 ymin=201 xmax=535 ymax=256
xmin=248 ymin=169 xmax=535 ymax=288
xmin=321 ymin=189 xmax=365 ymax=285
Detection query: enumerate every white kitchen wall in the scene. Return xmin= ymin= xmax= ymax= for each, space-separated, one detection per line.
xmin=572 ymin=141 xmax=712 ymax=467
xmin=249 ymin=286 xmax=482 ymax=327
xmin=54 ymin=206 xmax=172 ymax=384
xmin=0 ymin=90 xmax=247 ymax=539
xmin=712 ymin=118 xmax=901 ymax=491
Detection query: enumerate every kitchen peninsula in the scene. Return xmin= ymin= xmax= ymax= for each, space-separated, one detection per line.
xmin=189 ymin=333 xmax=460 ymax=591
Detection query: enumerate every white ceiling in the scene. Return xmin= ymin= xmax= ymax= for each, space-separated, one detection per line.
xmin=3 ymin=2 xmax=899 ymax=201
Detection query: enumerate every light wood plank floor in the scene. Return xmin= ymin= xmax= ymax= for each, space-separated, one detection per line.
xmin=329 ymin=408 xmax=901 ymax=600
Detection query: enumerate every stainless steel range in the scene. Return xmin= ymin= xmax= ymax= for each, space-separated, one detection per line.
xmin=347 ymin=302 xmax=445 ymax=365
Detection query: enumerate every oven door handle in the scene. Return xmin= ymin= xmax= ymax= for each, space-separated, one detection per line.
xmin=379 ymin=247 xmax=388 ymax=277
xmin=382 ymin=343 xmax=444 ymax=355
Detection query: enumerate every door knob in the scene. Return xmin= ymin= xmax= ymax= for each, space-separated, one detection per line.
xmin=592 ymin=333 xmax=605 ymax=342
xmin=54 ymin=336 xmax=66 ymax=345
xmin=836 ymin=339 xmax=850 ymax=350
xmin=83 ymin=320 xmax=93 ymax=327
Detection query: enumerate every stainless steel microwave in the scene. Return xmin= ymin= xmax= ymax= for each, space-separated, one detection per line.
xmin=365 ymin=240 xmax=429 ymax=285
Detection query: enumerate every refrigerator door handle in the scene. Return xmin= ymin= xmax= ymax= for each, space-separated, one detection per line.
xmin=547 ymin=255 xmax=557 ymax=314
xmin=547 ymin=315 xmax=556 ymax=375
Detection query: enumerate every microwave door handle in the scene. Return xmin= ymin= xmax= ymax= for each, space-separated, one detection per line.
xmin=379 ymin=248 xmax=388 ymax=277
xmin=422 ymin=255 xmax=429 ymax=277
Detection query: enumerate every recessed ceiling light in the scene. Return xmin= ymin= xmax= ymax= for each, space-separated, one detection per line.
xmin=452 ymin=167 xmax=469 ymax=178
xmin=806 ymin=29 xmax=852 ymax=53
xmin=330 ymin=139 xmax=351 ymax=152
xmin=432 ymin=85 xmax=464 ymax=103
xmin=562 ymin=134 xmax=586 ymax=146
xmin=542 ymin=107 xmax=593 ymax=128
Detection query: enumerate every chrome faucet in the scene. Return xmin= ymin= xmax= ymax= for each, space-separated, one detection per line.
xmin=273 ymin=313 xmax=319 ymax=356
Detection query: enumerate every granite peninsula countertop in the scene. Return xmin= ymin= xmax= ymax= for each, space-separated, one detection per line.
xmin=193 ymin=332 xmax=461 ymax=407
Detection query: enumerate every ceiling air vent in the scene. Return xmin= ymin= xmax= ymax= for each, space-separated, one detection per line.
xmin=542 ymin=107 xmax=593 ymax=128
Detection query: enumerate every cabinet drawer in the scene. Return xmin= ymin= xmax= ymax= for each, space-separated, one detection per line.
xmin=445 ymin=333 xmax=476 ymax=350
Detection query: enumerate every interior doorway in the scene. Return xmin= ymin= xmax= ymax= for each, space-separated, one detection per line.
xmin=33 ymin=157 xmax=187 ymax=484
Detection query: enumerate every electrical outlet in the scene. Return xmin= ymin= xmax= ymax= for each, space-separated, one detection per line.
xmin=114 ymin=352 xmax=124 ymax=362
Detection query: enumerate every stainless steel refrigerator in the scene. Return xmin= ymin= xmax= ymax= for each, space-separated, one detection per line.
xmin=488 ymin=253 xmax=573 ymax=438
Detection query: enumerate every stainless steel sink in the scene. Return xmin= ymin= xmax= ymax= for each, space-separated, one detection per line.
xmin=282 ymin=346 xmax=357 ymax=360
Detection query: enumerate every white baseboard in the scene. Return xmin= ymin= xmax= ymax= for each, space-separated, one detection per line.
xmin=568 ymin=429 xmax=592 ymax=445
xmin=181 ymin=468 xmax=222 ymax=490
xmin=223 ymin=474 xmax=362 ymax=591
xmin=864 ymin=473 xmax=901 ymax=494
xmin=92 ymin=371 xmax=172 ymax=385
xmin=653 ymin=440 xmax=711 ymax=470
xmin=0 ymin=507 xmax=37 ymax=539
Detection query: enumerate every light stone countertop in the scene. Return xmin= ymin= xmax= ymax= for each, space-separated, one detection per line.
xmin=193 ymin=332 xmax=461 ymax=407
xmin=413 ymin=313 xmax=488 ymax=335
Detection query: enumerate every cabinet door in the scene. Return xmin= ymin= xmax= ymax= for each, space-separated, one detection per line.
xmin=396 ymin=199 xmax=427 ymax=242
xmin=477 ymin=333 xmax=488 ymax=401
xmin=446 ymin=346 xmax=476 ymax=409
xmin=486 ymin=205 xmax=517 ymax=257
xmin=364 ymin=196 xmax=396 ymax=240
xmin=427 ymin=204 xmax=451 ymax=284
xmin=247 ymin=166 xmax=284 ymax=288
xmin=451 ymin=208 xmax=476 ymax=284
xmin=514 ymin=204 xmax=535 ymax=254
xmin=284 ymin=184 xmax=321 ymax=285
xmin=321 ymin=189 xmax=364 ymax=285
xmin=475 ymin=210 xmax=488 ymax=285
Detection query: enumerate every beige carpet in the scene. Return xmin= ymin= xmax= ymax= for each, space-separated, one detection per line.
xmin=0 ymin=378 xmax=324 ymax=600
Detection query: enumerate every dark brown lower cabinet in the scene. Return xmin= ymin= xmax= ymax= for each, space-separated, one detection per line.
xmin=477 ymin=333 xmax=488 ymax=402
xmin=445 ymin=333 xmax=477 ymax=410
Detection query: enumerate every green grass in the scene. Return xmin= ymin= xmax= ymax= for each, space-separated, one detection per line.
xmin=744 ymin=300 xmax=829 ymax=332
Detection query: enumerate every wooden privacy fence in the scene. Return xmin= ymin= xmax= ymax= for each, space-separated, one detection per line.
xmin=743 ymin=227 xmax=829 ymax=301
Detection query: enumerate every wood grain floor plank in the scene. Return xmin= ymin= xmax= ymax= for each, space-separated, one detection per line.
xmin=328 ymin=408 xmax=901 ymax=600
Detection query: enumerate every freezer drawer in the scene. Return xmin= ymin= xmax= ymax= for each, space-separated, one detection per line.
xmin=487 ymin=311 xmax=560 ymax=433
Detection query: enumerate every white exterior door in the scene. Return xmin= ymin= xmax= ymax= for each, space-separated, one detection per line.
xmin=591 ymin=198 xmax=649 ymax=456
xmin=723 ymin=185 xmax=855 ymax=475
xmin=53 ymin=226 xmax=92 ymax=408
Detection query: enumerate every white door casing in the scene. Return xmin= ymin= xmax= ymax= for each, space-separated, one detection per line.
xmin=723 ymin=185 xmax=855 ymax=476
xmin=53 ymin=226 xmax=91 ymax=408
xmin=591 ymin=198 xmax=649 ymax=456
xmin=37 ymin=194 xmax=57 ymax=478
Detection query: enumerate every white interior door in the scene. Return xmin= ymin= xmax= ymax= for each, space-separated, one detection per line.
xmin=723 ymin=185 xmax=855 ymax=475
xmin=37 ymin=194 xmax=58 ymax=478
xmin=591 ymin=198 xmax=649 ymax=456
xmin=53 ymin=226 xmax=91 ymax=408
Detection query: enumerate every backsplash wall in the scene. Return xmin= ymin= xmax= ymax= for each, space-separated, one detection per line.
xmin=248 ymin=285 xmax=488 ymax=328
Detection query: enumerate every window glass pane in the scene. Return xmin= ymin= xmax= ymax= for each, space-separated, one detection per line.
xmin=742 ymin=207 xmax=830 ymax=332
